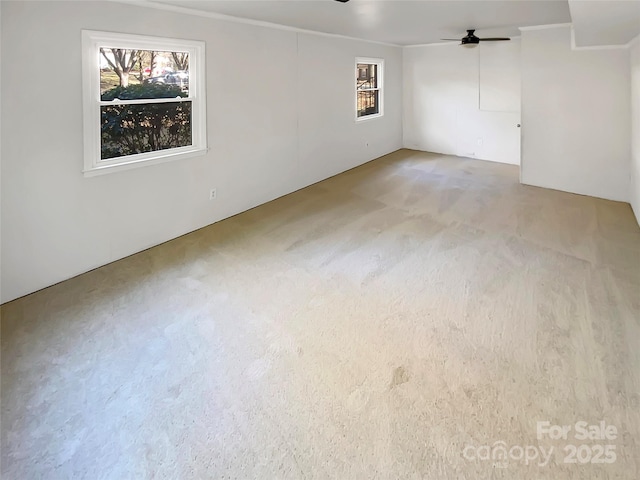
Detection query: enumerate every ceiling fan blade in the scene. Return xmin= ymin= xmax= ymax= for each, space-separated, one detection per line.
xmin=479 ymin=38 xmax=511 ymax=41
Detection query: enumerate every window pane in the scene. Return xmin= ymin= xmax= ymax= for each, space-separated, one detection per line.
xmin=356 ymin=63 xmax=377 ymax=89
xmin=101 ymin=101 xmax=192 ymax=160
xmin=357 ymin=90 xmax=379 ymax=117
xmin=100 ymin=49 xmax=190 ymax=98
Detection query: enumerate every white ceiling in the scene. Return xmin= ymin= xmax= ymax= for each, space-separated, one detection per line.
xmin=143 ymin=0 xmax=572 ymax=46
xmin=569 ymin=0 xmax=640 ymax=47
xmin=136 ymin=1 xmax=640 ymax=47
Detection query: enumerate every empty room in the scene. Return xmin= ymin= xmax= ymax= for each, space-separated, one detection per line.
xmin=1 ymin=0 xmax=639 ymax=478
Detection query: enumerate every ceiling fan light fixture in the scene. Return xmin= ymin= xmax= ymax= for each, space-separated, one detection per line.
xmin=442 ymin=29 xmax=509 ymax=46
xmin=461 ymin=31 xmax=480 ymax=47
xmin=461 ymin=37 xmax=479 ymax=47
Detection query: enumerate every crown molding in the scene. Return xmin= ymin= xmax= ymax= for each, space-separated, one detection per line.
xmin=110 ymin=0 xmax=402 ymax=47
xmin=106 ymin=2 xmax=640 ymax=52
xmin=518 ymin=23 xmax=572 ymax=32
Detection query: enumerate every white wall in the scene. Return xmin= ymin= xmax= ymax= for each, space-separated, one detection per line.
xmin=0 ymin=0 xmax=402 ymax=303
xmin=520 ymin=26 xmax=631 ymax=202
xmin=298 ymin=35 xmax=402 ymax=187
xmin=631 ymin=36 xmax=640 ymax=225
xmin=403 ymin=40 xmax=521 ymax=165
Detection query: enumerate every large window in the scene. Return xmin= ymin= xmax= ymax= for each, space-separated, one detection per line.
xmin=355 ymin=57 xmax=384 ymax=120
xmin=82 ymin=31 xmax=207 ymax=176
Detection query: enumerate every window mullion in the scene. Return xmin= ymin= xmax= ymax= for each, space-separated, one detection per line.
xmin=99 ymin=97 xmax=193 ymax=106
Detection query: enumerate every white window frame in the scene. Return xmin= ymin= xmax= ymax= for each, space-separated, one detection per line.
xmin=355 ymin=57 xmax=384 ymax=122
xmin=82 ymin=30 xmax=207 ymax=177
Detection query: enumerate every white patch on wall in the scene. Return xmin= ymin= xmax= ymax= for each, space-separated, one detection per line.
xmin=403 ymin=39 xmax=521 ymax=166
xmin=479 ymin=40 xmax=521 ymax=113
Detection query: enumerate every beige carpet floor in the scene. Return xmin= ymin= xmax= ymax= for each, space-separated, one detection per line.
xmin=2 ymin=150 xmax=640 ymax=479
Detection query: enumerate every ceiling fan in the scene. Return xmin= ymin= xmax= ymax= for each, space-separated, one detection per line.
xmin=442 ymin=29 xmax=510 ymax=48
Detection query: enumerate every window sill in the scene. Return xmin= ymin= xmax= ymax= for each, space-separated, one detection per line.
xmin=83 ymin=147 xmax=208 ymax=177
xmin=355 ymin=113 xmax=384 ymax=123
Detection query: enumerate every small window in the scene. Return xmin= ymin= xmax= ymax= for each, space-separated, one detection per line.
xmin=355 ymin=57 xmax=384 ymax=120
xmin=82 ymin=31 xmax=207 ymax=176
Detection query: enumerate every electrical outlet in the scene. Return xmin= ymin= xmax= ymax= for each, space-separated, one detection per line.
xmin=477 ymin=138 xmax=483 ymax=146
xmin=209 ymin=188 xmax=217 ymax=200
